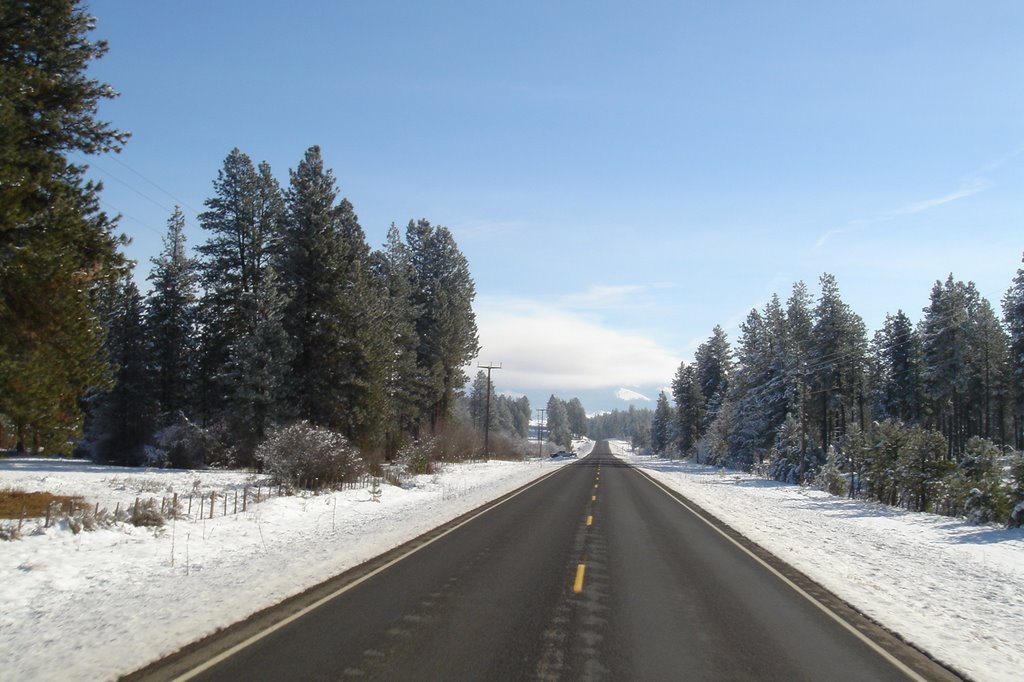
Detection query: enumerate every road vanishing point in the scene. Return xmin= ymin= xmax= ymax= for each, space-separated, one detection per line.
xmin=128 ymin=441 xmax=961 ymax=681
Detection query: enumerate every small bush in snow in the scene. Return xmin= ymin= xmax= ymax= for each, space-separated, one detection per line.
xmin=395 ymin=437 xmax=436 ymax=476
xmin=814 ymin=446 xmax=849 ymax=497
xmin=152 ymin=416 xmax=230 ymax=469
xmin=255 ymin=421 xmax=363 ymax=489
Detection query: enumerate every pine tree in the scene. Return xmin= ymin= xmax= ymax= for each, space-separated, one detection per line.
xmin=374 ymin=223 xmax=423 ymax=451
xmin=145 ymin=207 xmax=197 ymax=423
xmin=278 ymin=146 xmax=391 ymax=448
xmin=545 ymin=395 xmax=571 ymax=449
xmin=565 ymin=398 xmax=587 ymax=438
xmin=671 ymin=362 xmax=704 ymax=455
xmin=920 ymin=276 xmax=976 ymax=456
xmin=196 ymin=149 xmax=289 ymax=462
xmin=406 ymin=219 xmax=479 ymax=432
xmin=91 ymin=276 xmax=155 ymax=465
xmin=808 ymin=273 xmax=868 ymax=454
xmin=511 ymin=395 xmax=532 ymax=439
xmin=694 ymin=325 xmax=732 ymax=430
xmin=651 ymin=392 xmax=674 ymax=455
xmin=0 ymin=0 xmax=130 ymax=452
xmin=871 ymin=310 xmax=922 ymax=424
xmin=469 ymin=370 xmax=496 ymax=431
xmin=1003 ymin=253 xmax=1024 ymax=449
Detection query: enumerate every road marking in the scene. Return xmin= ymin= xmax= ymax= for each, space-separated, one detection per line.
xmin=586 ymin=515 xmax=593 ymax=526
xmin=573 ymin=564 xmax=586 ymax=593
xmin=171 ymin=466 xmax=569 ymax=681
xmin=592 ymin=495 xmax=596 ymax=502
xmin=631 ymin=467 xmax=929 ymax=682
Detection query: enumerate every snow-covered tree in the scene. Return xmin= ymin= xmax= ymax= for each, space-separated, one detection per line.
xmin=565 ymin=397 xmax=587 ymax=438
xmin=1004 ymin=253 xmax=1024 ymax=449
xmin=871 ymin=310 xmax=922 ymax=424
xmin=546 ymin=395 xmax=571 ymax=449
xmin=407 ymin=219 xmax=479 ymax=432
xmin=145 ymin=207 xmax=197 ymax=423
xmin=672 ymin=362 xmax=704 ymax=456
xmin=90 ymin=276 xmax=155 ymax=465
xmin=651 ymin=392 xmax=674 ymax=455
xmin=195 ymin=149 xmax=290 ymax=463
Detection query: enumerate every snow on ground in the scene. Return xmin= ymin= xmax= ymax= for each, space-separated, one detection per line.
xmin=4 ymin=437 xmax=1022 ymax=681
xmin=610 ymin=441 xmax=1024 ymax=682
xmin=0 ymin=445 xmax=586 ymax=681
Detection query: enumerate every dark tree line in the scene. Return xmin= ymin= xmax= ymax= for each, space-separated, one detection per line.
xmin=588 ymin=405 xmax=653 ymax=451
xmin=86 ymin=146 xmax=479 ymax=467
xmin=650 ymin=268 xmax=1024 ymax=526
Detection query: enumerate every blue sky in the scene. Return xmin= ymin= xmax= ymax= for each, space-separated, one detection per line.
xmin=83 ymin=1 xmax=1024 ymax=414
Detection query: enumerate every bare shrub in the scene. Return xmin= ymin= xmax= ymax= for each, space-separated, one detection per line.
xmin=255 ymin=421 xmax=364 ymax=489
xmin=152 ymin=416 xmax=231 ymax=469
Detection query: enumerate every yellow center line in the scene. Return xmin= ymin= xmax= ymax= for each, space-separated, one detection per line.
xmin=586 ymin=515 xmax=593 ymax=526
xmin=573 ymin=563 xmax=586 ymax=593
xmin=592 ymin=495 xmax=596 ymax=501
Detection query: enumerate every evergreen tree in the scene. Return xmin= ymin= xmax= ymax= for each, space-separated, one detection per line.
xmin=374 ymin=223 xmax=423 ymax=451
xmin=651 ymin=391 xmax=674 ymax=455
xmin=145 ymin=207 xmax=197 ymax=423
xmin=1004 ymin=253 xmax=1024 ymax=449
xmin=469 ymin=370 xmax=497 ymax=431
xmin=91 ymin=276 xmax=155 ymax=465
xmin=0 ymin=0 xmax=129 ymax=452
xmin=196 ymin=149 xmax=289 ymax=463
xmin=694 ymin=325 xmax=732 ymax=431
xmin=919 ymin=276 xmax=979 ymax=456
xmin=966 ymin=298 xmax=1011 ymax=445
xmin=278 ymin=146 xmax=391 ymax=447
xmin=565 ymin=397 xmax=587 ymax=438
xmin=545 ymin=395 xmax=571 ymax=449
xmin=808 ymin=273 xmax=868 ymax=454
xmin=871 ymin=310 xmax=922 ymax=424
xmin=510 ymin=395 xmax=532 ymax=439
xmin=672 ymin=362 xmax=704 ymax=455
xmin=406 ymin=219 xmax=479 ymax=431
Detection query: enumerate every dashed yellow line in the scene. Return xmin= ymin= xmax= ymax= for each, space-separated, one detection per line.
xmin=592 ymin=495 xmax=596 ymax=502
xmin=573 ymin=563 xmax=586 ymax=593
xmin=586 ymin=515 xmax=593 ymax=526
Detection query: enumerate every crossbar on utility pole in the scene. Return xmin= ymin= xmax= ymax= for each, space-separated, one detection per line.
xmin=478 ymin=362 xmax=501 ymax=460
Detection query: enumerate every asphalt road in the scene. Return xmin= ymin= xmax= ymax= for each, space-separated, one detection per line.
xmin=138 ymin=443 xmax=960 ymax=681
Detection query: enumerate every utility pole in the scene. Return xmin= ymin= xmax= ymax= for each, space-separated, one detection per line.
xmin=537 ymin=408 xmax=547 ymax=458
xmin=478 ymin=362 xmax=501 ymax=460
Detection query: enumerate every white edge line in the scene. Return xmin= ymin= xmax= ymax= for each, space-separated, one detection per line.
xmin=174 ymin=465 xmax=568 ymax=681
xmin=630 ymin=465 xmax=929 ymax=682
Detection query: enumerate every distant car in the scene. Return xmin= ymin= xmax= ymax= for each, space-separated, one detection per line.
xmin=551 ymin=450 xmax=577 ymax=458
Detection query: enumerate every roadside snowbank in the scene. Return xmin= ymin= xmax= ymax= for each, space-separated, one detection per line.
xmin=0 ymin=449 xmax=583 ymax=681
xmin=613 ymin=443 xmax=1024 ymax=682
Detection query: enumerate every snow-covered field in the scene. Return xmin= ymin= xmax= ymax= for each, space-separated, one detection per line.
xmin=613 ymin=442 xmax=1024 ymax=682
xmin=2 ymin=439 xmax=1022 ymax=681
xmin=0 ymin=449 xmax=583 ymax=681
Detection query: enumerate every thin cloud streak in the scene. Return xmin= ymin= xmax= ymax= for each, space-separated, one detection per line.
xmin=815 ymin=174 xmax=993 ymax=249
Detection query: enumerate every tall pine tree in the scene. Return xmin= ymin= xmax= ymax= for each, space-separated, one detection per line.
xmin=1 ymin=0 xmax=129 ymax=451
xmin=1004 ymin=253 xmax=1024 ymax=449
xmin=145 ymin=207 xmax=197 ymax=424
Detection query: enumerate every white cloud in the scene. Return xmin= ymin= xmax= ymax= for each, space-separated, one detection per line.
xmin=470 ymin=296 xmax=680 ymax=391
xmin=615 ymin=388 xmax=651 ymax=402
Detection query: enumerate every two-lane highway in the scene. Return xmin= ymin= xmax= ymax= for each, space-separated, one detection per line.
xmin=137 ymin=442 xmax=960 ymax=681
